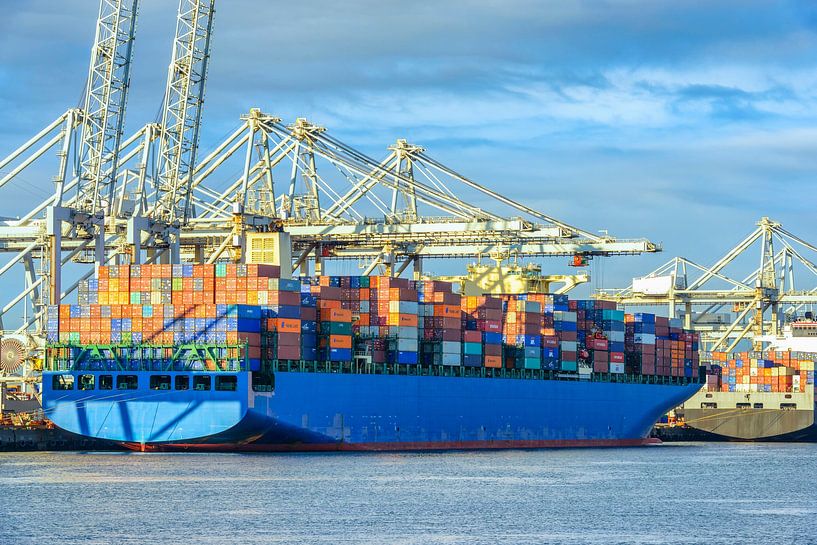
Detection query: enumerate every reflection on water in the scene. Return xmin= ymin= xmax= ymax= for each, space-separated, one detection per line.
xmin=1 ymin=443 xmax=816 ymax=545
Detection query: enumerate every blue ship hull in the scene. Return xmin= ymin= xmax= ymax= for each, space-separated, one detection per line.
xmin=42 ymin=370 xmax=702 ymax=451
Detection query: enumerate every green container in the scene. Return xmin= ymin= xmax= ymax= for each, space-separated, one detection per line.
xmin=560 ymin=360 xmax=578 ymax=372
xmin=172 ymin=278 xmax=183 ymax=291
xmin=69 ymin=332 xmax=80 ymax=343
xmin=130 ymin=292 xmax=141 ymax=304
xmin=320 ymin=321 xmax=352 ymax=335
xmin=463 ymin=342 xmax=483 ymax=356
xmin=215 ymin=263 xmax=227 ymax=277
xmin=121 ymin=332 xmax=132 ymax=343
xmin=359 ymin=276 xmax=370 ymax=288
xmin=523 ymin=357 xmax=541 ymax=370
xmin=601 ymin=309 xmax=625 ymax=321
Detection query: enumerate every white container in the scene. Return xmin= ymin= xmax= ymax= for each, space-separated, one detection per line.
xmin=396 ymin=326 xmax=419 ymax=339
xmin=389 ymin=300 xmax=418 ymax=315
xmin=396 ymin=338 xmax=418 ymax=352
xmin=441 ymin=341 xmax=461 ymax=355
xmin=633 ymin=333 xmax=656 ymax=344
xmin=441 ymin=353 xmax=461 ymax=366
xmin=607 ymin=331 xmax=625 ymax=343
xmin=554 ymin=311 xmax=577 ymax=322
xmin=560 ymin=340 xmax=578 ymax=352
xmin=610 ymin=362 xmax=625 ymax=374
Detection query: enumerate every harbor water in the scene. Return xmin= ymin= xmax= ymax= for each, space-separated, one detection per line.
xmin=1 ymin=443 xmax=815 ymax=545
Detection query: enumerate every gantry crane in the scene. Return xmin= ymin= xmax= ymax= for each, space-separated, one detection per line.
xmin=0 ymin=0 xmax=659 ymax=371
xmin=595 ymin=218 xmax=817 ymax=352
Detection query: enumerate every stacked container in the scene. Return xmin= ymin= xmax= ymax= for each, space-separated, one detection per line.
xmin=708 ymin=351 xmax=816 ymax=393
xmin=501 ymin=297 xmax=542 ymax=369
xmin=54 ymin=267 xmax=705 ymax=379
xmin=418 ymin=281 xmax=463 ymax=366
xmin=461 ymin=296 xmax=503 ymax=368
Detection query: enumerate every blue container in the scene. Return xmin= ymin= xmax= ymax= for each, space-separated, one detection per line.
xmin=301 ymin=320 xmax=317 ymax=333
xmin=483 ymin=332 xmax=502 ymax=345
xmin=236 ymin=318 xmax=261 ymax=333
xmin=609 ymin=341 xmax=625 ymax=352
xmin=542 ymin=359 xmax=559 ymax=371
xmin=249 ymin=359 xmax=261 ymax=372
xmin=233 ymin=305 xmax=261 ymax=320
xmin=328 ymin=347 xmax=352 ymax=361
xmin=560 ymin=321 xmax=578 ymax=332
xmin=463 ymin=354 xmax=481 ymax=367
xmin=542 ymin=347 xmax=560 ymax=359
xmin=396 ymin=351 xmax=418 ymax=365
xmin=302 ymin=346 xmax=318 ymax=361
xmin=300 ymin=294 xmax=317 ymax=307
xmin=301 ymin=334 xmax=317 ymax=348
xmin=516 ymin=335 xmax=541 ymax=347
xmin=266 ymin=305 xmax=300 ymax=319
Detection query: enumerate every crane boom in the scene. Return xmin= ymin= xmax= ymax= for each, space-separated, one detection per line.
xmin=75 ymin=0 xmax=140 ymax=215
xmin=154 ymin=0 xmax=216 ymax=225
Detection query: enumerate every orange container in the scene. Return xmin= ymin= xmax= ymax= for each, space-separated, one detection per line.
xmin=484 ymin=355 xmax=502 ymax=368
xmin=271 ymin=318 xmax=301 ymax=333
xmin=323 ymin=308 xmax=352 ymax=322
xmin=387 ymin=313 xmax=418 ymax=327
xmin=329 ymin=335 xmax=352 ymax=349
xmin=317 ymin=299 xmax=342 ymax=311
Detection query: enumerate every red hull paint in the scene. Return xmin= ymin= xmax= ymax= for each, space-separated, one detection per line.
xmin=122 ymin=437 xmax=662 ymax=453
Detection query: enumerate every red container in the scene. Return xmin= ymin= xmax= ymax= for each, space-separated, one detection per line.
xmin=277 ymin=345 xmax=301 ymax=360
xmin=463 ymin=330 xmax=481 ymax=343
xmin=593 ymin=350 xmax=609 ymax=363
xmin=277 ymin=332 xmax=301 ymax=347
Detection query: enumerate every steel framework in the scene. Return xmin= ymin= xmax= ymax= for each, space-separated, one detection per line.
xmin=595 ymin=218 xmax=817 ymax=352
xmin=0 ymin=0 xmax=659 ymax=365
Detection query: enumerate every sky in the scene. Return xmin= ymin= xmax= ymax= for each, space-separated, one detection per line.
xmin=1 ymin=0 xmax=817 ymax=298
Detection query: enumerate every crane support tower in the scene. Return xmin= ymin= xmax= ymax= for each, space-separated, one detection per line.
xmin=596 ymin=218 xmax=817 ymax=352
xmin=0 ymin=0 xmax=660 ymax=389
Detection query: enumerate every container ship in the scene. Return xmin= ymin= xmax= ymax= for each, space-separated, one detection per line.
xmin=682 ymin=322 xmax=817 ymax=441
xmin=41 ymin=255 xmax=704 ymax=452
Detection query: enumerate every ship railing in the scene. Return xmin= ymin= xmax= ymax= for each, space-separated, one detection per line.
xmin=44 ymin=343 xmax=250 ymax=373
xmin=266 ymin=359 xmax=706 ymax=386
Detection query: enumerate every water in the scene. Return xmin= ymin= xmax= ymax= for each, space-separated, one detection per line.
xmin=1 ymin=443 xmax=816 ymax=545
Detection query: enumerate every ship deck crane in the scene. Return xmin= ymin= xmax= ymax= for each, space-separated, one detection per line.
xmin=595 ymin=218 xmax=817 ymax=352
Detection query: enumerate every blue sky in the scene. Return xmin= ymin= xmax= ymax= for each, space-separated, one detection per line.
xmin=1 ymin=0 xmax=817 ymax=294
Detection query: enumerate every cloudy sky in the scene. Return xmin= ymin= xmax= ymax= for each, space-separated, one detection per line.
xmin=1 ymin=0 xmax=817 ymax=292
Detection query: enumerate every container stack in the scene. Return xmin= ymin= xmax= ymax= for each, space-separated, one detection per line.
xmin=570 ymin=300 xmax=623 ymax=373
xmin=461 ymin=296 xmax=503 ymax=368
xmin=553 ymin=309 xmax=577 ymax=371
xmin=707 ymin=351 xmax=816 ymax=393
xmin=263 ymin=278 xmax=302 ymax=362
xmin=313 ymin=279 xmax=353 ymax=362
xmin=625 ymin=313 xmax=656 ymax=375
xmin=501 ymin=297 xmax=542 ymax=370
xmin=418 ymin=280 xmax=463 ymax=366
xmin=53 ymin=267 xmax=706 ymax=379
xmin=376 ymin=277 xmax=419 ymax=365
xmin=297 ymin=283 xmax=318 ymax=361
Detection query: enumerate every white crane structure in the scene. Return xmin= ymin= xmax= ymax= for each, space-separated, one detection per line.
xmin=595 ymin=218 xmax=817 ymax=353
xmin=0 ymin=0 xmax=659 ymax=376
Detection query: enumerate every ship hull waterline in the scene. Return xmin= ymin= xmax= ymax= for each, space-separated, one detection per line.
xmin=44 ymin=370 xmax=702 ymax=452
